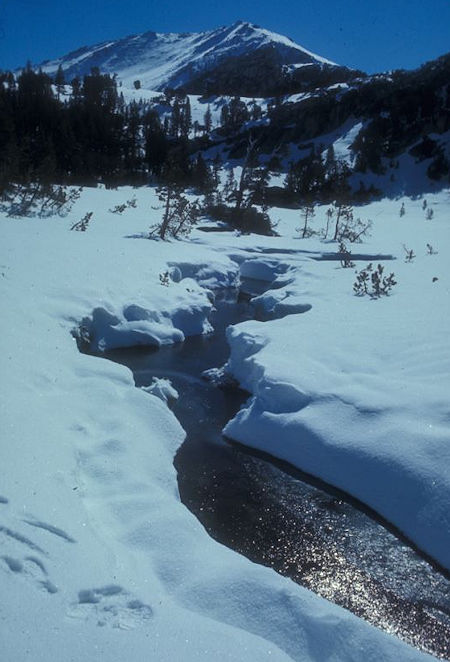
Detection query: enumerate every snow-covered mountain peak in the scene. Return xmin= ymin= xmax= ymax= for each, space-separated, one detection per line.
xmin=39 ymin=22 xmax=338 ymax=91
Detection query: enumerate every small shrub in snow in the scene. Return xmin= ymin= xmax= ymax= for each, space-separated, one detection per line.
xmin=370 ymin=265 xmax=396 ymax=298
xmin=339 ymin=215 xmax=372 ymax=243
xmin=1 ymin=182 xmax=81 ymax=218
xmin=422 ymin=199 xmax=428 ymax=210
xmin=338 ymin=241 xmax=355 ymax=268
xmin=425 ymin=208 xmax=434 ymax=220
xmin=426 ymin=243 xmax=438 ymax=255
xmin=150 ymin=185 xmax=198 ymax=240
xmin=353 ymin=265 xmax=371 ymax=296
xmin=399 ymin=203 xmax=406 ymax=217
xmin=403 ymin=245 xmax=416 ymax=262
xmin=353 ymin=263 xmax=396 ymax=298
xmin=109 ymin=197 xmax=137 ymax=214
xmin=110 ymin=203 xmax=127 ymax=214
xmin=331 ymin=203 xmax=371 ymax=243
xmin=159 ymin=271 xmax=170 ymax=286
xmin=70 ymin=212 xmax=93 ymax=232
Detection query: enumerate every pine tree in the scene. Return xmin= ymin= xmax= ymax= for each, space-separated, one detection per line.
xmin=233 ymin=136 xmax=260 ymax=212
xmin=143 ymin=109 xmax=168 ymax=177
xmin=203 ymin=105 xmax=212 ymax=135
xmin=325 ymin=144 xmax=336 ymax=169
xmin=220 ymin=103 xmax=230 ymax=129
xmin=250 ymin=99 xmax=262 ymax=121
xmin=192 ymin=153 xmax=213 ymax=194
xmin=212 ymin=153 xmax=221 ymax=187
xmin=170 ymin=97 xmax=182 ymax=138
xmin=71 ymin=77 xmax=82 ymax=100
xmin=54 ymin=65 xmax=65 ymax=99
xmin=223 ymin=168 xmax=237 ymax=203
xmin=181 ymin=97 xmax=192 ymax=138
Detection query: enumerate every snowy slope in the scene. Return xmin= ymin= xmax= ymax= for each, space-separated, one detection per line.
xmin=0 ymin=185 xmax=439 ymax=662
xmin=39 ymin=21 xmax=337 ymax=90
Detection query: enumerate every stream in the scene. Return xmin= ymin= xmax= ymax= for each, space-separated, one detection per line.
xmin=88 ymin=281 xmax=450 ymax=659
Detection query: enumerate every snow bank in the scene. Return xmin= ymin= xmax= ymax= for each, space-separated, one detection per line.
xmin=0 ymin=185 xmax=434 ymax=661
xmin=167 ymin=259 xmax=240 ymax=289
xmin=221 ymin=193 xmax=450 ymax=570
xmin=81 ymin=278 xmax=213 ymax=352
xmin=240 ymin=257 xmax=290 ymax=282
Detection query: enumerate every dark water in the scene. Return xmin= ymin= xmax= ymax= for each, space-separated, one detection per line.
xmin=96 ymin=283 xmax=450 ymax=659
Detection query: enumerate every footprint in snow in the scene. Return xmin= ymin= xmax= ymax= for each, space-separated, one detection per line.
xmin=68 ymin=585 xmax=153 ymax=629
xmin=0 ymin=502 xmax=66 ymax=595
xmin=22 ymin=516 xmax=77 ymax=543
xmin=1 ymin=554 xmax=58 ymax=594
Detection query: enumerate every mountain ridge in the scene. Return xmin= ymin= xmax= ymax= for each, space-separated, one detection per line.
xmin=38 ymin=21 xmax=340 ymax=91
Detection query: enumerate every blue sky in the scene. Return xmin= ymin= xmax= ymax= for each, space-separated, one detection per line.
xmin=1 ymin=0 xmax=449 ymax=73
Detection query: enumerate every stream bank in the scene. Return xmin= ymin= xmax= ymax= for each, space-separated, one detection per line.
xmin=84 ymin=281 xmax=450 ymax=659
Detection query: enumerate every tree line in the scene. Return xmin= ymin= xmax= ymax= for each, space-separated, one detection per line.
xmin=0 ymin=65 xmax=215 ymax=194
xmin=2 ymin=52 xmax=448 ymax=213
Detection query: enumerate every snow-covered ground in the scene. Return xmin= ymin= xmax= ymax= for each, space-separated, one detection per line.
xmin=222 ymin=195 xmax=450 ymax=570
xmin=1 ymin=184 xmax=448 ymax=661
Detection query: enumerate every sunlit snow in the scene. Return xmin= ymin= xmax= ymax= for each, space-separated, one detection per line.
xmin=1 ymin=184 xmax=448 ymax=661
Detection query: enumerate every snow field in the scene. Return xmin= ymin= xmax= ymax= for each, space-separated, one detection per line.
xmin=0 ymin=184 xmax=443 ymax=661
xmin=216 ymin=193 xmax=450 ymax=569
